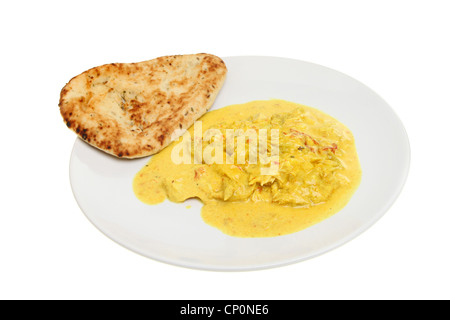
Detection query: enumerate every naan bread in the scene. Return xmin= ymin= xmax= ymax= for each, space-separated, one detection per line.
xmin=59 ymin=53 xmax=227 ymax=158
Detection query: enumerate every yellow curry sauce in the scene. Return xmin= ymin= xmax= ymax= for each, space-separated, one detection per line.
xmin=133 ymin=100 xmax=362 ymax=237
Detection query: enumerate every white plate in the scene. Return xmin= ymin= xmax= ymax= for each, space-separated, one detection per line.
xmin=69 ymin=56 xmax=410 ymax=271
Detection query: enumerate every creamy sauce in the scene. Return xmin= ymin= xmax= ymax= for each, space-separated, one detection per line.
xmin=133 ymin=100 xmax=362 ymax=237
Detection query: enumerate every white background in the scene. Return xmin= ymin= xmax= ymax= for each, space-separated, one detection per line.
xmin=1 ymin=0 xmax=449 ymax=300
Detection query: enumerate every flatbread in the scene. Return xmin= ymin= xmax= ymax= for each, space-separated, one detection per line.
xmin=59 ymin=53 xmax=227 ymax=158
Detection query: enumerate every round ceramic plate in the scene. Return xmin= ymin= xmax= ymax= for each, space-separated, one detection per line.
xmin=69 ymin=56 xmax=410 ymax=271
